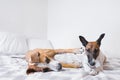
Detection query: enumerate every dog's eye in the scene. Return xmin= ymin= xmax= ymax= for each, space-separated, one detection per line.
xmin=86 ymin=49 xmax=90 ymax=52
xmin=94 ymin=49 xmax=98 ymax=53
xmin=93 ymin=52 xmax=99 ymax=59
xmin=45 ymin=57 xmax=50 ymax=63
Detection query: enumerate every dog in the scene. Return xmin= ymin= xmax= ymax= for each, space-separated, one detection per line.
xmin=25 ymin=48 xmax=81 ymax=74
xmin=26 ymin=33 xmax=106 ymax=75
xmin=79 ymin=33 xmax=106 ymax=75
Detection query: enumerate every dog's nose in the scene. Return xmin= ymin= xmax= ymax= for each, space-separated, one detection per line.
xmin=90 ymin=62 xmax=95 ymax=66
xmin=57 ymin=63 xmax=62 ymax=70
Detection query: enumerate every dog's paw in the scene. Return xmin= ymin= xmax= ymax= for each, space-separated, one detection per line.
xmin=89 ymin=69 xmax=98 ymax=76
xmin=74 ymin=47 xmax=84 ymax=54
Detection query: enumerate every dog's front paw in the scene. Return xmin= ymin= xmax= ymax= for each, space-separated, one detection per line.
xmin=74 ymin=47 xmax=84 ymax=54
xmin=89 ymin=69 xmax=98 ymax=76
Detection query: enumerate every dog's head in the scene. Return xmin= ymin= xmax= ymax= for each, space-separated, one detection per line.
xmin=26 ymin=50 xmax=62 ymax=72
xmin=79 ymin=33 xmax=105 ymax=67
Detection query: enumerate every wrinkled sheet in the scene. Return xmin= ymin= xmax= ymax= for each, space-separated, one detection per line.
xmin=0 ymin=54 xmax=120 ymax=80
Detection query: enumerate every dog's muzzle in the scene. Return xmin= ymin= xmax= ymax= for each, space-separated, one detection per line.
xmin=36 ymin=60 xmax=62 ymax=71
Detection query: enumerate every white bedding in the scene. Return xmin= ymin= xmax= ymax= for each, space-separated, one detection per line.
xmin=0 ymin=54 xmax=120 ymax=80
xmin=0 ymin=32 xmax=28 ymax=54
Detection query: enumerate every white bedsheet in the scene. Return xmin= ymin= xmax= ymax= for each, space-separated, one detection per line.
xmin=0 ymin=55 xmax=120 ymax=80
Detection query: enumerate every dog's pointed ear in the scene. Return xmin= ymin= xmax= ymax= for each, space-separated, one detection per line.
xmin=79 ymin=36 xmax=88 ymax=47
xmin=96 ymin=33 xmax=105 ymax=46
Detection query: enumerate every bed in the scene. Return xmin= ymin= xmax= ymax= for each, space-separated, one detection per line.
xmin=0 ymin=32 xmax=120 ymax=80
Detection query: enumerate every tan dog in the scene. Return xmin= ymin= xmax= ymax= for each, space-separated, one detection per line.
xmin=25 ymin=48 xmax=80 ymax=74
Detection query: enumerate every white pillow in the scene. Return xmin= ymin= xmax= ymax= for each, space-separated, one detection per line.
xmin=27 ymin=38 xmax=53 ymax=50
xmin=0 ymin=32 xmax=28 ymax=55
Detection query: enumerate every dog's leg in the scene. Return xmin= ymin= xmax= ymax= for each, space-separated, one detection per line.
xmin=61 ymin=62 xmax=81 ymax=68
xmin=94 ymin=60 xmax=104 ymax=73
xmin=81 ymin=53 xmax=98 ymax=76
xmin=90 ymin=61 xmax=103 ymax=76
xmin=83 ymin=63 xmax=98 ymax=76
xmin=26 ymin=65 xmax=50 ymax=75
xmin=92 ymin=54 xmax=105 ymax=74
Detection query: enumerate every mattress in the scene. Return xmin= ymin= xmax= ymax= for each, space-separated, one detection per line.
xmin=0 ymin=54 xmax=120 ymax=80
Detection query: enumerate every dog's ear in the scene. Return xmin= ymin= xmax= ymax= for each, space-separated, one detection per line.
xmin=26 ymin=68 xmax=36 ymax=75
xmin=79 ymin=36 xmax=88 ymax=47
xmin=96 ymin=33 xmax=105 ymax=46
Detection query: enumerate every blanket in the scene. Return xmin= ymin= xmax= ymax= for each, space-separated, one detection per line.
xmin=0 ymin=55 xmax=120 ymax=80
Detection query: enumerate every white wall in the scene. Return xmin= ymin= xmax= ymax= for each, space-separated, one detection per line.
xmin=48 ymin=0 xmax=120 ymax=57
xmin=0 ymin=0 xmax=48 ymax=39
xmin=0 ymin=0 xmax=120 ymax=57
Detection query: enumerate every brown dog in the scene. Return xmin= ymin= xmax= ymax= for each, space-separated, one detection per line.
xmin=79 ymin=33 xmax=106 ymax=75
xmin=25 ymin=48 xmax=81 ymax=74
